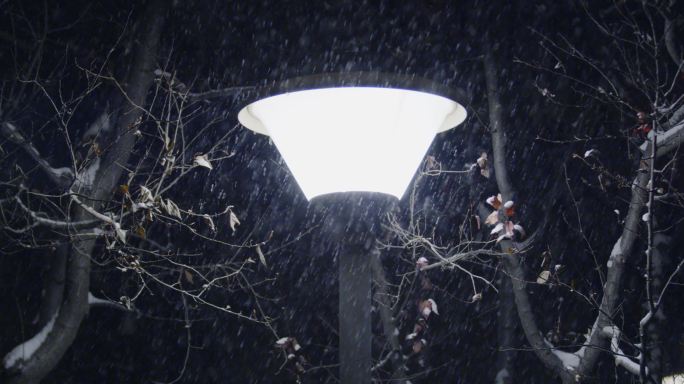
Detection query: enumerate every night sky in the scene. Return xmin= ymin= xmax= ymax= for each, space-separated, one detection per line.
xmin=1 ymin=1 xmax=683 ymax=383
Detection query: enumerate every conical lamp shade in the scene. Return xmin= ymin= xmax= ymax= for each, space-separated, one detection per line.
xmin=239 ymin=86 xmax=466 ymax=200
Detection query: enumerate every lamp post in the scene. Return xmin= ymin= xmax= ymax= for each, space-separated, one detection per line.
xmin=238 ymin=72 xmax=466 ymax=383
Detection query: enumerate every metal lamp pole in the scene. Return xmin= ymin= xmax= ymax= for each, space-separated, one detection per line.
xmin=315 ymin=193 xmax=395 ymax=384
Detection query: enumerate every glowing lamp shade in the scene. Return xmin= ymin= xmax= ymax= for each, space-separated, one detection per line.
xmin=238 ymin=87 xmax=466 ymax=200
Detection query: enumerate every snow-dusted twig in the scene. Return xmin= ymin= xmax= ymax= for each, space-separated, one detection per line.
xmin=1 ymin=122 xmax=74 ymax=188
xmin=601 ymin=326 xmax=642 ymax=376
xmin=14 ymin=195 xmax=100 ymax=230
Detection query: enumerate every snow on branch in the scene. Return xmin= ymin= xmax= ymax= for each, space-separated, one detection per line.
xmin=3 ymin=310 xmax=58 ymax=370
xmin=543 ymin=338 xmax=581 ymax=372
xmin=656 ymin=121 xmax=684 ymax=158
xmin=14 ymin=195 xmax=100 ymax=230
xmin=1 ymin=122 xmax=74 ymax=188
xmin=601 ymin=326 xmax=642 ymax=376
xmin=88 ymin=292 xmax=130 ymax=311
xmin=70 ymin=195 xmax=127 ymax=243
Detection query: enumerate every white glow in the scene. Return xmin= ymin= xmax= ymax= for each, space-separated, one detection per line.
xmin=238 ymin=87 xmax=466 ymax=200
xmin=664 ymin=375 xmax=684 ymax=384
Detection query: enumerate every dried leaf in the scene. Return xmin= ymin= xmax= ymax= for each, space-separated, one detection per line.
xmin=275 ymin=337 xmax=291 ymax=347
xmin=419 ymin=299 xmax=438 ymax=318
xmin=134 ymin=225 xmax=146 ymax=238
xmin=427 ymin=298 xmax=439 ymax=315
xmin=495 ymin=221 xmax=515 ymax=243
xmin=256 ymin=244 xmax=268 ymax=268
xmin=537 ymin=270 xmax=551 ymax=284
xmin=473 ymin=214 xmax=481 ymax=230
xmin=504 ymin=221 xmax=515 ymax=237
xmin=193 ymin=154 xmax=213 ymax=170
xmin=495 ymin=234 xmax=511 ymax=244
xmin=229 ymin=210 xmax=240 ymax=233
xmin=202 ymin=214 xmax=216 ymax=232
xmin=484 ymin=210 xmax=499 ymax=225
xmin=477 ymin=152 xmax=489 ymax=178
xmin=513 ymin=224 xmax=526 ymax=239
xmin=583 ymin=149 xmax=599 ymax=159
xmin=416 ymin=256 xmax=429 ymax=270
xmin=119 ymin=184 xmax=129 ymax=196
xmin=184 ymin=269 xmax=194 ymax=284
xmin=504 ymin=201 xmax=515 ymax=217
xmin=486 ymin=194 xmax=502 ymax=209
xmin=139 ymin=186 xmax=154 ymax=203
xmin=476 ymin=152 xmax=488 ymax=168
xmin=490 ymin=222 xmax=504 ymax=235
xmin=162 ymin=198 xmax=182 ymax=219
xmin=425 ymin=155 xmax=439 ymax=172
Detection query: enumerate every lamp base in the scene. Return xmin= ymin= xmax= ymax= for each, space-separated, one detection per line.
xmin=311 ymin=193 xmax=396 ymax=384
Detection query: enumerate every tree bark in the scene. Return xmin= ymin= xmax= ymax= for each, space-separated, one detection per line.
xmin=645 ymin=224 xmax=670 ymax=383
xmin=7 ymin=1 xmax=166 ymax=382
xmin=38 ymin=245 xmax=67 ymax=328
xmin=494 ymin=272 xmax=515 ymax=384
xmin=484 ymin=44 xmax=577 ymax=384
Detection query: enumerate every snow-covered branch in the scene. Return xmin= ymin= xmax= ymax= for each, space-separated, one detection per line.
xmin=2 ymin=311 xmax=58 ymax=371
xmin=14 ymin=195 xmax=100 ymax=230
xmin=1 ymin=122 xmax=74 ymax=189
xmin=601 ymin=326 xmax=642 ymax=376
xmin=70 ymin=195 xmax=126 ymax=243
xmin=88 ymin=292 xmax=130 ymax=311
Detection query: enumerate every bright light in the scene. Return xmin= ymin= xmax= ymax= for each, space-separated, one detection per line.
xmin=239 ymin=87 xmax=466 ymax=200
xmin=664 ymin=374 xmax=684 ymax=384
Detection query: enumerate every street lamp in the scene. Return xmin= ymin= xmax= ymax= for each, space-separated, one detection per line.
xmin=238 ymin=72 xmax=466 ymax=383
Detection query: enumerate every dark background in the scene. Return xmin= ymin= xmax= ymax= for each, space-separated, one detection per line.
xmin=1 ymin=0 xmax=683 ymax=383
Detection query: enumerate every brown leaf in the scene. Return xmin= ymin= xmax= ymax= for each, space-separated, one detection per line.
xmin=504 ymin=200 xmax=515 ymax=217
xmin=202 ymin=214 xmax=216 ymax=232
xmin=486 ymin=194 xmax=502 ymax=209
xmin=484 ymin=210 xmax=499 ymax=225
xmin=134 ymin=225 xmax=146 ymax=239
xmin=477 ymin=152 xmax=489 ymax=178
xmin=183 ymin=269 xmax=194 ymax=284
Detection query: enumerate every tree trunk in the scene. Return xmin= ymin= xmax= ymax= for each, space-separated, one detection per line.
xmin=495 ymin=273 xmax=515 ymax=384
xmin=38 ymin=245 xmax=67 ymax=328
xmin=484 ymin=43 xmax=576 ymax=384
xmin=645 ymin=226 xmax=671 ymax=383
xmin=7 ymin=1 xmax=166 ymax=382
